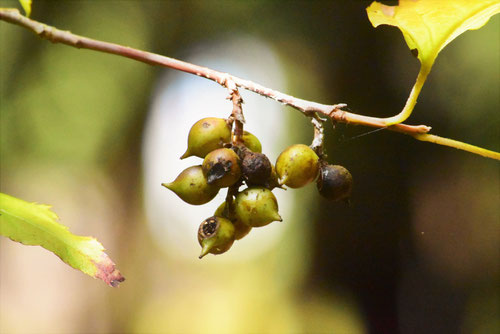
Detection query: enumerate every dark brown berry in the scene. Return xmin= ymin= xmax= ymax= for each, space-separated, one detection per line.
xmin=239 ymin=147 xmax=272 ymax=186
xmin=316 ymin=164 xmax=353 ymax=201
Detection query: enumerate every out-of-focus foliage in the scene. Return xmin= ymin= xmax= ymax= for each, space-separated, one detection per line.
xmin=367 ymin=0 xmax=500 ymax=67
xmin=0 ymin=1 xmax=151 ymax=170
xmin=0 ymin=193 xmax=124 ymax=286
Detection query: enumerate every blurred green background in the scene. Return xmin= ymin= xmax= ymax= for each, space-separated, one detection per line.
xmin=1 ymin=1 xmax=498 ymax=333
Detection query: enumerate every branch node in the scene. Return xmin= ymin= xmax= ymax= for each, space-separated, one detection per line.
xmin=328 ymin=104 xmax=349 ymax=122
xmin=333 ymin=103 xmax=348 ymax=110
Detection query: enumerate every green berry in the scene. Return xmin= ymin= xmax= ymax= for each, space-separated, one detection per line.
xmin=234 ymin=187 xmax=282 ymax=227
xmin=276 ymin=144 xmax=319 ymax=188
xmin=241 ymin=131 xmax=262 ymax=153
xmin=198 ymin=216 xmax=235 ymax=258
xmin=317 ymin=164 xmax=353 ymax=201
xmin=181 ymin=117 xmax=231 ymax=159
xmin=162 ymin=165 xmax=219 ymax=205
xmin=202 ymin=148 xmax=242 ymax=188
xmin=214 ymin=202 xmax=252 ymax=240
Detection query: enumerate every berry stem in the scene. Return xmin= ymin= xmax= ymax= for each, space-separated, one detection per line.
xmin=226 ymin=80 xmax=245 ymax=145
xmin=223 ymin=183 xmax=240 ymax=217
xmin=1 ymin=8 xmax=498 ymax=161
xmin=310 ymin=114 xmax=326 ymax=159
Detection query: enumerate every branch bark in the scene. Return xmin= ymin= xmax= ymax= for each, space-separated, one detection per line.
xmin=1 ymin=8 xmax=499 ymax=160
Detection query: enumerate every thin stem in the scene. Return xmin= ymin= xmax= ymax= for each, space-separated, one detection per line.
xmin=223 ymin=181 xmax=242 ymax=218
xmin=381 ymin=64 xmax=432 ymax=126
xmin=329 ymin=107 xmax=431 ymax=134
xmin=1 ymin=8 xmax=499 ymax=161
xmin=310 ymin=114 xmax=326 ymax=159
xmin=413 ymin=134 xmax=500 ymax=160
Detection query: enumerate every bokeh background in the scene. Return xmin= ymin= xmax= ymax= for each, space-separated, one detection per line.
xmin=1 ymin=1 xmax=498 ymax=333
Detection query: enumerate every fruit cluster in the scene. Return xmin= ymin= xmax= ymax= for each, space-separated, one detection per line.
xmin=162 ymin=117 xmax=352 ymax=259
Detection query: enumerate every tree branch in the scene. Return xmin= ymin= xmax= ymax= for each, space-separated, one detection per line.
xmin=1 ymin=8 xmax=498 ymax=161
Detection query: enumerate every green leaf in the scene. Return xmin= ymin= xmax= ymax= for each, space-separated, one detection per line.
xmin=18 ymin=0 xmax=32 ymax=17
xmin=366 ymin=0 xmax=500 ymax=68
xmin=0 ymin=193 xmax=124 ymax=287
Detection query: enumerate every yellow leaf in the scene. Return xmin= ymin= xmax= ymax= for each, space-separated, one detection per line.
xmin=367 ymin=0 xmax=500 ymax=68
xmin=18 ymin=0 xmax=32 ymax=17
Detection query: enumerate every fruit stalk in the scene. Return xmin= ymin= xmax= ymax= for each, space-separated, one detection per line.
xmin=310 ymin=114 xmax=327 ymax=159
xmin=226 ymin=80 xmax=245 ymax=145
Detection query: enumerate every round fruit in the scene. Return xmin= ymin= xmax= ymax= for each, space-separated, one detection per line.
xmin=162 ymin=165 xmax=219 ymax=205
xmin=241 ymin=131 xmax=262 ymax=153
xmin=316 ymin=164 xmax=353 ymax=201
xmin=215 ymin=202 xmax=252 ymax=240
xmin=234 ymin=187 xmax=282 ymax=227
xmin=198 ymin=216 xmax=235 ymax=258
xmin=240 ymin=148 xmax=272 ymax=186
xmin=181 ymin=117 xmax=231 ymax=159
xmin=276 ymin=144 xmax=319 ymax=188
xmin=202 ymin=148 xmax=242 ymax=188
